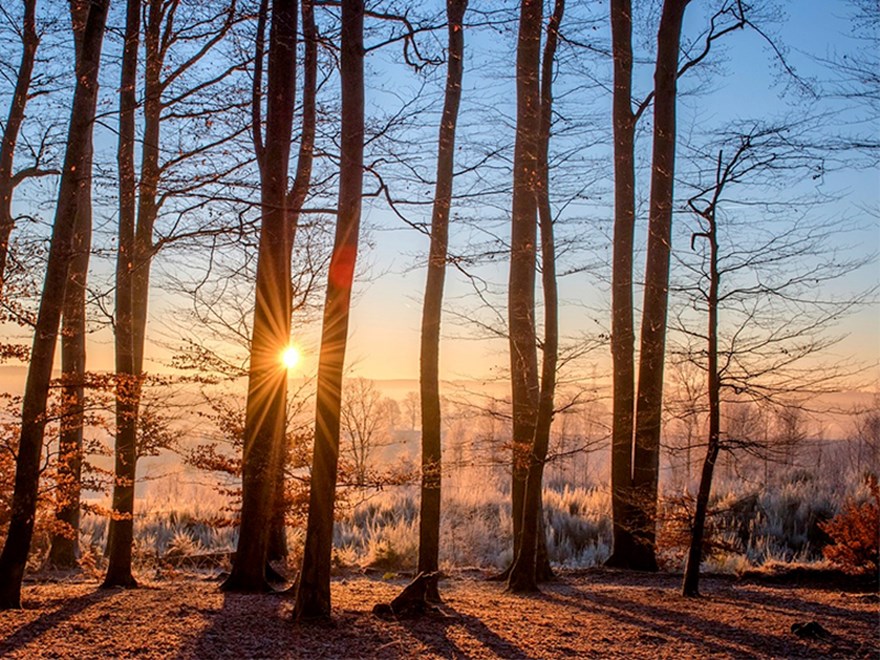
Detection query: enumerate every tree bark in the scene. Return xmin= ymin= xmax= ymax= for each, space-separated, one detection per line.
xmin=506 ymin=0 xmax=542 ymax=583
xmin=104 ymin=0 xmax=142 ymax=588
xmin=266 ymin=0 xmax=318 ymax=566
xmin=508 ymin=0 xmax=563 ymax=594
xmin=606 ymin=0 xmax=641 ymax=569
xmin=294 ymin=0 xmax=364 ymax=620
xmin=0 ymin=0 xmax=38 ymax=296
xmin=0 ymin=0 xmax=109 ymax=610
xmin=48 ymin=131 xmax=93 ymax=569
xmin=631 ymin=0 xmax=690 ymax=572
xmin=224 ymin=0 xmax=298 ymax=593
xmin=417 ymin=0 xmax=467 ymax=604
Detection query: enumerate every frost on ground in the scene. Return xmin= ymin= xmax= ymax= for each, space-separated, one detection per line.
xmin=1 ymin=570 xmax=876 ymax=659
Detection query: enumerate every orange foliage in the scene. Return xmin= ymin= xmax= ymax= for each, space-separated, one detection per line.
xmin=820 ymin=474 xmax=880 ymax=576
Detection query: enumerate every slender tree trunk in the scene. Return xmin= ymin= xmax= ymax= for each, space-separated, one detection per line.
xmin=631 ymin=0 xmax=690 ymax=572
xmin=417 ymin=0 xmax=467 ymax=604
xmin=224 ymin=0 xmax=298 ymax=592
xmin=104 ymin=0 xmax=141 ymax=588
xmin=0 ymin=0 xmax=38 ymax=296
xmin=682 ymin=207 xmax=719 ymax=597
xmin=267 ymin=0 xmax=318 ymax=566
xmin=606 ymin=0 xmax=641 ymax=569
xmin=48 ymin=130 xmax=93 ymax=568
xmin=505 ymin=0 xmax=542 ymax=584
xmin=508 ymin=0 xmax=563 ymax=594
xmin=47 ymin=0 xmax=95 ymax=569
xmin=294 ymin=0 xmax=364 ymax=620
xmin=0 ymin=0 xmax=109 ymax=610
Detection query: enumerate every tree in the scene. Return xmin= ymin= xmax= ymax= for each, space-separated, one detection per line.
xmin=223 ymin=0 xmax=298 ymax=593
xmin=676 ymin=123 xmax=870 ymax=595
xmin=105 ymin=0 xmax=242 ymax=587
xmin=0 ymin=0 xmax=109 ymax=609
xmin=606 ymin=0 xmax=753 ymax=570
xmin=47 ymin=0 xmax=100 ymax=568
xmin=507 ymin=0 xmax=564 ymax=594
xmin=294 ymin=0 xmax=364 ymax=620
xmin=505 ymin=0 xmax=542 ymax=589
xmin=341 ymin=377 xmax=399 ymax=488
xmin=417 ymin=0 xmax=467 ymax=603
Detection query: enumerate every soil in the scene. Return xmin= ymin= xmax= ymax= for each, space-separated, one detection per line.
xmin=0 ymin=569 xmax=876 ymax=659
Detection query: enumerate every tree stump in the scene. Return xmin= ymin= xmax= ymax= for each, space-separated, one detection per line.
xmin=372 ymin=571 xmax=440 ymax=618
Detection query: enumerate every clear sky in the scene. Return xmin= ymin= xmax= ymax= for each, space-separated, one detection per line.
xmin=1 ymin=0 xmax=876 ymax=397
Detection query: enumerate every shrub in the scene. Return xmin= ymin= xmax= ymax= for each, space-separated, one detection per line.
xmin=820 ymin=474 xmax=880 ymax=576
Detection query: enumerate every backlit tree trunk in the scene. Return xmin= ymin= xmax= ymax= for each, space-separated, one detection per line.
xmin=0 ymin=0 xmax=109 ymax=610
xmin=631 ymin=0 xmax=690 ymax=572
xmin=506 ymin=0 xmax=542 ymax=584
xmin=606 ymin=0 xmax=640 ymax=568
xmin=294 ymin=0 xmax=364 ymax=620
xmin=267 ymin=0 xmax=318 ymax=566
xmin=104 ymin=0 xmax=141 ymax=588
xmin=48 ymin=0 xmax=95 ymax=569
xmin=508 ymin=0 xmax=563 ymax=594
xmin=417 ymin=0 xmax=467 ymax=603
xmin=223 ymin=0 xmax=298 ymax=592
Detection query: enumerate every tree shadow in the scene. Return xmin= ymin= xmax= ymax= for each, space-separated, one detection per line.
xmin=400 ymin=605 xmax=540 ymax=660
xmin=0 ymin=589 xmax=113 ymax=655
xmin=542 ymin=581 xmax=865 ymax=658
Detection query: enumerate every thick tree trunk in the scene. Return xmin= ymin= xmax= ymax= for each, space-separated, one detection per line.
xmin=104 ymin=0 xmax=142 ymax=588
xmin=631 ymin=0 xmax=689 ymax=572
xmin=0 ymin=0 xmax=108 ymax=610
xmin=294 ymin=0 xmax=364 ymax=620
xmin=606 ymin=0 xmax=641 ymax=569
xmin=417 ymin=0 xmax=467 ymax=604
xmin=0 ymin=0 xmax=38 ymax=296
xmin=224 ymin=0 xmax=298 ymax=593
xmin=266 ymin=0 xmax=317 ymax=565
xmin=508 ymin=0 xmax=563 ymax=594
xmin=48 ymin=132 xmax=93 ymax=569
xmin=506 ymin=0 xmax=542 ymax=581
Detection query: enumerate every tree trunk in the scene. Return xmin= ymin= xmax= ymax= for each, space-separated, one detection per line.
xmin=417 ymin=0 xmax=467 ymax=604
xmin=48 ymin=130 xmax=93 ymax=569
xmin=631 ymin=0 xmax=690 ymax=572
xmin=683 ymin=152 xmax=721 ymax=597
xmin=506 ymin=0 xmax=542 ymax=582
xmin=47 ymin=0 xmax=95 ymax=569
xmin=224 ymin=0 xmax=298 ymax=593
xmin=0 ymin=0 xmax=38 ymax=296
xmin=294 ymin=0 xmax=364 ymax=620
xmin=104 ymin=0 xmax=142 ymax=588
xmin=606 ymin=0 xmax=641 ymax=569
xmin=0 ymin=0 xmax=109 ymax=610
xmin=508 ymin=0 xmax=563 ymax=594
xmin=266 ymin=0 xmax=318 ymax=566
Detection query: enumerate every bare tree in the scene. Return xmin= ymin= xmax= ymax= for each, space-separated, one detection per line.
xmin=47 ymin=0 xmax=99 ymax=569
xmin=341 ymin=377 xmax=399 ymax=487
xmin=508 ymin=0 xmax=564 ymax=594
xmin=677 ymin=124 xmax=871 ymax=595
xmin=223 ymin=0 xmax=298 ymax=593
xmin=0 ymin=0 xmax=109 ymax=610
xmin=417 ymin=0 xmax=467 ymax=603
xmin=295 ymin=0 xmax=364 ymax=620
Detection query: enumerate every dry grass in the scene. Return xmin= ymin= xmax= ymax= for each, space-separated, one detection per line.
xmin=0 ymin=570 xmax=876 ymax=659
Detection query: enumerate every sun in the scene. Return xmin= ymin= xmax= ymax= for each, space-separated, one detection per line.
xmin=281 ymin=345 xmax=301 ymax=370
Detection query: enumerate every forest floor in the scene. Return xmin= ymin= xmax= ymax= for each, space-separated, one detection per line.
xmin=0 ymin=568 xmax=876 ymax=659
